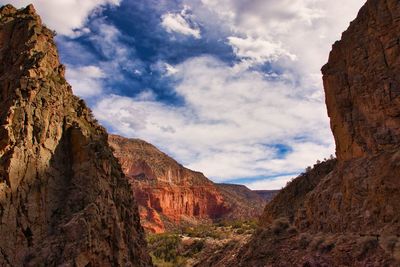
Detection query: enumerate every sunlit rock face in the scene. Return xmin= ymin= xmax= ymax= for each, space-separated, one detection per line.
xmin=108 ymin=135 xmax=267 ymax=233
xmin=197 ymin=0 xmax=400 ymax=266
xmin=0 ymin=5 xmax=152 ymax=266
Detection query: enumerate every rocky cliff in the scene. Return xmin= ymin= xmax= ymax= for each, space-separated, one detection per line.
xmin=108 ymin=135 xmax=267 ymax=233
xmin=0 ymin=5 xmax=151 ymax=266
xmin=197 ymin=0 xmax=400 ymax=266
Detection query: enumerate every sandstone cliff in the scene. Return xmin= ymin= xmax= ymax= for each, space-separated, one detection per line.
xmin=0 ymin=5 xmax=151 ymax=266
xmin=108 ymin=134 xmax=267 ymax=233
xmin=197 ymin=0 xmax=400 ymax=266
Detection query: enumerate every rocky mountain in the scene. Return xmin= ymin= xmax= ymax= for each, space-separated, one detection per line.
xmin=108 ymin=134 xmax=268 ymax=233
xmin=0 ymin=5 xmax=151 ymax=266
xmin=252 ymin=190 xmax=279 ymax=202
xmin=215 ymin=184 xmax=267 ymax=220
xmin=197 ymin=0 xmax=400 ymax=266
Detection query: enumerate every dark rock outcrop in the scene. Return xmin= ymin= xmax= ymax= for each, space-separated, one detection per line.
xmin=108 ymin=135 xmax=266 ymax=233
xmin=0 ymin=5 xmax=151 ymax=266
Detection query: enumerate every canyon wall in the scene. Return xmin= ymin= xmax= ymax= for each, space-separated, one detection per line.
xmin=197 ymin=0 xmax=400 ymax=265
xmin=109 ymin=135 xmax=266 ymax=233
xmin=0 ymin=5 xmax=151 ymax=266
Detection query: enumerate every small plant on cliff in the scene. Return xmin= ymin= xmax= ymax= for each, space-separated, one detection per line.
xmin=271 ymin=217 xmax=290 ymax=235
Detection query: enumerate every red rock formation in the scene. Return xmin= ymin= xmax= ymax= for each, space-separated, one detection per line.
xmin=0 ymin=5 xmax=151 ymax=266
xmin=108 ymin=135 xmax=266 ymax=233
xmin=197 ymin=0 xmax=400 ymax=265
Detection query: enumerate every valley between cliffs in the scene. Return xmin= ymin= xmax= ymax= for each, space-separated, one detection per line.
xmin=2 ymin=0 xmax=400 ymax=266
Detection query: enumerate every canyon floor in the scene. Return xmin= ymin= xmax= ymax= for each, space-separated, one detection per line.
xmin=146 ymin=219 xmax=258 ymax=267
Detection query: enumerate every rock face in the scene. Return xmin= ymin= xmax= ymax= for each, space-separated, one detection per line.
xmin=0 ymin=5 xmax=151 ymax=266
xmin=198 ymin=0 xmax=400 ymax=266
xmin=215 ymin=184 xmax=267 ymax=220
xmin=108 ymin=135 xmax=267 ymax=233
xmin=322 ymin=0 xmax=400 ymax=161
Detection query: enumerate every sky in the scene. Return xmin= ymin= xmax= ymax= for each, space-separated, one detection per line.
xmin=4 ymin=0 xmax=366 ymax=190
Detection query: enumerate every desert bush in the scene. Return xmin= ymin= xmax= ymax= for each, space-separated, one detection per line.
xmin=184 ymin=239 xmax=205 ymax=257
xmin=271 ymin=218 xmax=289 ymax=235
xmin=147 ymin=233 xmax=184 ymax=264
xmin=298 ymin=233 xmax=312 ymax=249
xmin=310 ymin=235 xmax=325 ymax=251
xmin=182 ymin=224 xmax=221 ymax=239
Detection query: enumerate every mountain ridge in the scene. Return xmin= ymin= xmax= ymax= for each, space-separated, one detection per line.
xmin=108 ymin=134 xmax=270 ymax=233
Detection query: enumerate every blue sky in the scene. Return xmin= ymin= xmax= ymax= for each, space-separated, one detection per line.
xmin=5 ymin=0 xmax=365 ymax=189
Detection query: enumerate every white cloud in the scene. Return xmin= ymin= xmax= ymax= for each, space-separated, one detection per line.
xmin=94 ymin=56 xmax=334 ymax=183
xmin=161 ymin=6 xmax=201 ymax=39
xmin=9 ymin=0 xmax=365 ymax=189
xmin=1 ymin=0 xmax=121 ymax=36
xmin=244 ymin=175 xmax=296 ymax=190
xmin=66 ymin=65 xmax=105 ymax=97
xmin=228 ymin=36 xmax=296 ymax=64
xmin=186 ymin=0 xmax=365 ymax=78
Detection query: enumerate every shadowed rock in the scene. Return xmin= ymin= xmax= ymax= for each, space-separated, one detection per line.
xmin=0 ymin=5 xmax=152 ymax=266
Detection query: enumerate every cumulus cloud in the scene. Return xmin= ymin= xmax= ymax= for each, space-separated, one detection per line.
xmin=161 ymin=6 xmax=201 ymax=38
xmin=94 ymin=56 xmax=334 ymax=183
xmin=14 ymin=0 xmax=366 ymax=189
xmin=0 ymin=0 xmax=121 ymax=36
xmin=187 ymin=0 xmax=365 ymax=79
xmin=227 ymin=36 xmax=296 ymax=65
xmin=66 ymin=65 xmax=105 ymax=97
xmin=244 ymin=175 xmax=296 ymax=190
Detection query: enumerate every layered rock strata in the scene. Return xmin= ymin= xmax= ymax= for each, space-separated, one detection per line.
xmin=108 ymin=135 xmax=267 ymax=233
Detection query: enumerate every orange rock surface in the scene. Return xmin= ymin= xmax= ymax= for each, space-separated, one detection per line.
xmin=109 ymin=135 xmax=267 ymax=232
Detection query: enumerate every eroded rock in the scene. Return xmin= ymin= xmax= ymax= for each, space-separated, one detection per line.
xmin=0 ymin=5 xmax=152 ymax=266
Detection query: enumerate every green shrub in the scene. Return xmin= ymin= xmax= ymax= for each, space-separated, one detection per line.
xmin=147 ymin=233 xmax=184 ymax=264
xmin=182 ymin=225 xmax=221 ymax=239
xmin=184 ymin=239 xmax=205 ymax=257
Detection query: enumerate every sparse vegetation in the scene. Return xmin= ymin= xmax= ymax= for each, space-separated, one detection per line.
xmin=147 ymin=220 xmax=257 ymax=266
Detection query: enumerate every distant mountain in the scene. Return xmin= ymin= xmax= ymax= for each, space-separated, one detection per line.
xmin=108 ymin=135 xmax=269 ymax=232
xmin=215 ymin=184 xmax=268 ymax=220
xmin=252 ymin=190 xmax=279 ymax=202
